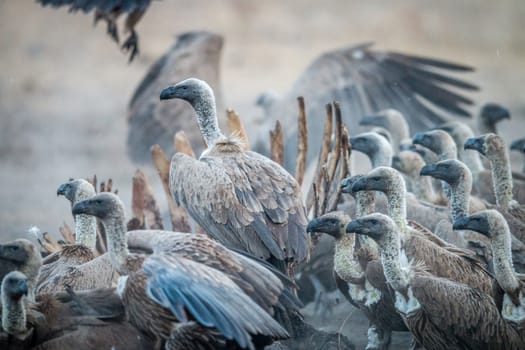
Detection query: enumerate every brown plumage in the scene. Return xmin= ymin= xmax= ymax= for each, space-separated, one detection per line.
xmin=160 ymin=78 xmax=309 ymax=276
xmin=128 ymin=32 xmax=224 ymax=163
xmin=35 ymin=0 xmax=152 ymax=62
xmin=350 ymin=166 xmax=494 ymax=296
xmin=72 ymin=192 xmax=290 ymax=350
xmin=348 ymin=213 xmax=524 ymax=350
xmin=35 ymin=179 xmax=114 ymax=294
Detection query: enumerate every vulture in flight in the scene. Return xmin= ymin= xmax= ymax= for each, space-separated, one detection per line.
xmin=35 ymin=0 xmax=153 ymax=62
xmin=258 ymin=42 xmax=479 ymax=170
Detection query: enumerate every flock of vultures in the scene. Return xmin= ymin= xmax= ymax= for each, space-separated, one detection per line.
xmin=2 ymin=1 xmax=525 ymax=350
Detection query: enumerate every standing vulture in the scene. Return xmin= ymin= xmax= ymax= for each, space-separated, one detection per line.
xmin=35 ymin=0 xmax=153 ymax=62
xmin=160 ymin=78 xmax=309 ymax=276
xmin=127 ymin=31 xmax=224 ymax=163
xmin=257 ymin=43 xmax=479 ymax=170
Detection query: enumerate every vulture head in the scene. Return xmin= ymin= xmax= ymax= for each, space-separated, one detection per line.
xmin=0 ymin=239 xmax=42 ymax=272
xmin=57 ymin=179 xmax=95 ymax=204
xmin=464 ymin=133 xmax=506 ymax=161
xmin=510 ymin=138 xmax=525 ymax=154
xmin=453 ymin=210 xmax=506 ymax=240
xmin=480 ymin=103 xmax=511 ymax=130
xmin=341 ymin=174 xmax=367 ymax=195
xmin=350 ymin=132 xmax=392 ymax=162
xmin=412 ymin=129 xmax=457 ymax=158
xmin=434 ymin=121 xmax=475 ymax=147
xmin=345 ymin=213 xmax=393 ymax=243
xmin=359 ymin=109 xmax=408 ymax=134
xmin=350 ymin=166 xmax=403 ymax=194
xmin=306 ymin=212 xmax=350 ymax=240
xmin=72 ymin=192 xmax=124 ymax=222
xmin=160 ymin=77 xmax=213 ymax=105
xmin=392 ymin=150 xmax=425 ymax=176
xmin=420 ymin=159 xmax=467 ymax=187
xmin=1 ymin=271 xmax=28 ymax=301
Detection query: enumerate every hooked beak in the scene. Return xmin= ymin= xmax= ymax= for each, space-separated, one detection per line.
xmin=159 ymin=85 xmax=177 ymax=100
xmin=464 ymin=137 xmax=484 ymax=153
xmin=419 ymin=163 xmax=439 ymax=177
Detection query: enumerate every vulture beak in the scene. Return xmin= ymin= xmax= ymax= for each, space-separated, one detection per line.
xmin=419 ymin=163 xmax=439 ymax=177
xmin=350 ymin=177 xmax=368 ymax=192
xmin=452 ymin=216 xmax=471 ymax=231
xmin=510 ymin=139 xmax=525 ymax=152
xmin=412 ymin=132 xmax=431 ymax=148
xmin=306 ymin=217 xmax=341 ymax=238
xmin=57 ymin=183 xmax=69 ymax=197
xmin=159 ymin=85 xmax=178 ymax=100
xmin=464 ymin=137 xmax=484 ymax=153
xmin=340 ymin=178 xmax=352 ymax=193
xmin=346 ymin=219 xmax=382 ymax=240
xmin=72 ymin=199 xmax=92 ymax=217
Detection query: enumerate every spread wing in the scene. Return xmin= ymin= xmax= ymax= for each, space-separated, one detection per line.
xmin=35 ymin=0 xmax=151 ymax=13
xmin=265 ymin=43 xmax=479 ymax=170
xmin=412 ymin=275 xmax=522 ymax=347
xmin=142 ymin=254 xmax=289 ymax=350
xmin=127 ymin=31 xmax=224 ymax=163
xmin=126 ymin=230 xmax=300 ymax=313
xmin=169 ymin=151 xmax=309 ymax=265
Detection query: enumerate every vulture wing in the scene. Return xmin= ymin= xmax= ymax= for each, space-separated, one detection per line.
xmin=143 ymin=254 xmax=289 ymax=350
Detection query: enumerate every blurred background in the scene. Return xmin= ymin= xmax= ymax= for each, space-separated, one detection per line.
xmin=1 ymin=0 xmax=524 ymax=241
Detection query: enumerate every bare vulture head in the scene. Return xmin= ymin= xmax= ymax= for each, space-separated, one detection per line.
xmin=306 ymin=212 xmax=350 ymax=241
xmin=72 ymin=192 xmax=124 ymax=223
xmin=341 ymin=174 xmax=367 ymax=195
xmin=345 ymin=213 xmax=394 ymax=244
xmin=349 ymin=132 xmax=393 ymax=168
xmin=479 ymin=103 xmax=511 ymax=134
xmin=160 ymin=77 xmax=214 ymax=105
xmin=510 ymin=138 xmax=525 ymax=154
xmin=392 ymin=150 xmax=426 ymax=177
xmin=412 ymin=129 xmax=457 ymax=160
xmin=57 ymin=179 xmax=95 ymax=205
xmin=350 ymin=166 xmax=402 ymax=194
xmin=0 ymin=239 xmax=42 ymax=280
xmin=359 ymin=109 xmax=409 ymax=150
xmin=420 ymin=159 xmax=468 ymax=187
xmin=1 ymin=271 xmax=28 ymax=301
xmin=452 ymin=209 xmax=506 ymax=240
xmin=464 ymin=133 xmax=506 ymax=161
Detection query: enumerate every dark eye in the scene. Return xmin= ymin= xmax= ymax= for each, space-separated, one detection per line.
xmin=10 ymin=246 xmax=19 ymax=252
xmin=96 ymin=200 xmax=103 ymax=205
xmin=372 ymin=176 xmax=380 ymax=181
xmin=370 ymin=219 xmax=377 ymax=225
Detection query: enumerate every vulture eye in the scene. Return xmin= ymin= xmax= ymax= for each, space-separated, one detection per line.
xmin=10 ymin=246 xmax=19 ymax=252
xmin=370 ymin=219 xmax=378 ymax=225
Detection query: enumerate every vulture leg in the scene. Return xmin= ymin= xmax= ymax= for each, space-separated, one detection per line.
xmin=122 ymin=10 xmax=146 ymax=62
xmin=93 ymin=10 xmax=120 ymax=44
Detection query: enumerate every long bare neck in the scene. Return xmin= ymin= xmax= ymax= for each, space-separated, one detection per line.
xmin=460 ymin=149 xmax=484 ymax=177
xmin=385 ymin=181 xmax=408 ymax=235
xmin=73 ymin=191 xmax=97 ymax=251
xmin=413 ymin=174 xmax=438 ymax=203
xmin=448 ymin=179 xmax=470 ymax=221
xmin=491 ymin=223 xmax=520 ymax=293
xmin=379 ymin=231 xmax=408 ymax=291
xmin=193 ymin=93 xmax=223 ymax=147
xmin=1 ymin=294 xmax=26 ymax=336
xmin=490 ymin=152 xmax=514 ymax=209
xmin=103 ymin=216 xmax=130 ymax=275
xmin=355 ymin=191 xmax=376 ymax=218
xmin=371 ymin=147 xmax=392 ymax=168
xmin=334 ymin=234 xmax=363 ymax=281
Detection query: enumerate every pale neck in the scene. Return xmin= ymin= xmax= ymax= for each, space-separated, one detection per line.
xmin=1 ymin=294 xmax=26 ymax=336
xmin=193 ymin=94 xmax=223 ymax=147
xmin=414 ymin=174 xmax=438 ymax=203
xmin=371 ymin=148 xmax=392 ymax=168
xmin=438 ymin=144 xmax=457 ymax=161
xmin=334 ymin=234 xmax=363 ymax=281
xmin=459 ymin=148 xmax=484 ymax=176
xmin=379 ymin=231 xmax=408 ymax=291
xmin=103 ymin=217 xmax=130 ymax=274
xmin=491 ymin=226 xmax=520 ymax=292
xmin=75 ymin=214 xmax=97 ymax=250
xmin=385 ymin=184 xmax=408 ymax=235
xmin=448 ymin=181 xmax=470 ymax=221
xmin=355 ymin=191 xmax=376 ymax=218
xmin=490 ymin=153 xmax=513 ymax=209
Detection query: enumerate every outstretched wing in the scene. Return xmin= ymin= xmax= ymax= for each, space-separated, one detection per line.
xmin=170 ymin=151 xmax=309 ymax=266
xmin=143 ymin=254 xmax=289 ymax=350
xmin=35 ymin=0 xmax=151 ymax=13
xmin=265 ymin=43 xmax=479 ymax=170
xmin=127 ymin=31 xmax=224 ymax=163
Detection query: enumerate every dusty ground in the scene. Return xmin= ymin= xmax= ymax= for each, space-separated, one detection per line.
xmin=1 ymin=0 xmax=524 ymax=348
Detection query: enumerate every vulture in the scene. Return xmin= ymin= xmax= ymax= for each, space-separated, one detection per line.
xmin=347 ymin=213 xmax=524 ymax=350
xmin=71 ymin=192 xmax=290 ymax=350
xmin=359 ymin=109 xmax=411 ymax=152
xmin=349 ymin=132 xmax=393 ymax=169
xmin=160 ymin=78 xmax=309 ymax=276
xmin=35 ymin=0 xmax=153 ymax=62
xmin=0 ymin=239 xmax=42 ymax=302
xmin=257 ymin=43 xmax=479 ymax=170
xmin=349 ymin=166 xmax=494 ymax=295
xmin=510 ymin=138 xmax=525 ymax=173
xmin=477 ymin=103 xmax=511 ymax=135
xmin=35 ymin=179 xmax=114 ymax=294
xmin=453 ymin=210 xmax=525 ymax=329
xmin=128 ymin=31 xmax=224 ymax=163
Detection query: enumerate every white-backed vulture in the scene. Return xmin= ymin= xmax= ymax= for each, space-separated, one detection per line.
xmin=256 ymin=43 xmax=478 ymax=170
xmin=391 ymin=150 xmax=445 ymax=205
xmin=347 ymin=213 xmax=524 ymax=350
xmin=453 ymin=210 xmax=525 ymax=329
xmin=2 ymin=271 xmax=31 ymax=342
xmin=465 ymin=134 xmax=525 ymax=228
xmin=359 ymin=109 xmax=411 ymax=152
xmin=477 ymin=103 xmax=511 ymax=135
xmin=0 ymin=240 xmax=42 ymax=302
xmin=35 ymin=0 xmax=153 ymax=62
xmin=350 ymin=166 xmax=494 ymax=295
xmin=412 ymin=129 xmax=458 ymax=161
xmin=350 ymin=132 xmax=393 ymax=169
xmin=35 ymin=179 xmax=114 ymax=294
xmin=160 ymin=78 xmax=309 ymax=276
xmin=511 ymin=138 xmax=525 ymax=174
xmin=127 ymin=32 xmax=224 ymax=163
xmin=72 ymin=192 xmax=290 ymax=349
